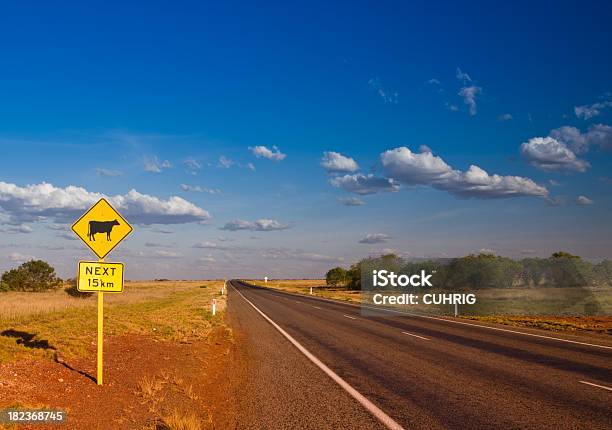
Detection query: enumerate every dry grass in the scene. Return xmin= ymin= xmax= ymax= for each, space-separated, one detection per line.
xmin=138 ymin=375 xmax=165 ymax=399
xmin=0 ymin=280 xmax=227 ymax=363
xmin=159 ymin=410 xmax=202 ymax=430
xmin=135 ymin=371 xmax=210 ymax=428
xmin=0 ymin=281 xmax=215 ymax=321
xmin=462 ymin=315 xmax=612 ymax=334
xmin=246 ymin=279 xmax=361 ymax=302
xmin=0 ymin=288 xmax=94 ymax=320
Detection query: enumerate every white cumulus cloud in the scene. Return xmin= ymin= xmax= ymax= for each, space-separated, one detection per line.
xmin=359 ymin=233 xmax=390 ymax=244
xmin=549 ymin=124 xmax=612 ymax=153
xmin=144 ymin=156 xmax=172 ymax=173
xmin=249 ymin=145 xmax=286 ymax=161
xmin=184 ymin=157 xmax=202 ymax=174
xmin=583 ymin=124 xmax=612 ymax=151
xmin=218 ymin=155 xmax=235 ymax=168
xmin=0 ymin=224 xmax=33 ymax=234
xmin=321 ymin=151 xmax=359 ymax=173
xmin=221 ymin=219 xmax=289 ymax=232
xmin=180 ymin=184 xmax=221 ymax=194
xmin=576 ymin=195 xmax=594 ymax=206
xmin=520 ymin=137 xmax=589 ymax=172
xmin=0 ymin=181 xmax=211 ymax=225
xmin=456 ymin=67 xmax=472 ymax=83
xmin=330 ymin=174 xmax=400 ymax=195
xmin=381 ymin=147 xmax=548 ymax=199
xmin=574 ymin=101 xmax=612 ymax=120
xmin=458 ymin=86 xmax=481 ymax=116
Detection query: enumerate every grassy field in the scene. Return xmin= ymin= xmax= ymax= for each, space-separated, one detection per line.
xmin=0 ymin=280 xmax=227 ymax=363
xmin=246 ymin=279 xmax=612 ymax=334
xmin=246 ymin=279 xmax=361 ymax=302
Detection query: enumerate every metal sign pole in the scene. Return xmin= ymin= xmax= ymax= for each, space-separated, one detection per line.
xmin=97 ymin=257 xmax=104 ymax=386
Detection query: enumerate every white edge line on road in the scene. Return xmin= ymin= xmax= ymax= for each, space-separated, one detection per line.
xmin=242 ymin=281 xmax=612 ymax=351
xmin=401 ymin=331 xmax=429 ymax=341
xmin=343 ymin=314 xmax=357 ymax=320
xmin=312 ymin=305 xmax=322 ymax=309
xmin=230 ymin=283 xmax=405 ymax=430
xmin=579 ymin=381 xmax=612 ymax=391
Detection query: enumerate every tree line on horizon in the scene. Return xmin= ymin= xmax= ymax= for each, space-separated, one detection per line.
xmin=325 ymin=252 xmax=612 ymax=290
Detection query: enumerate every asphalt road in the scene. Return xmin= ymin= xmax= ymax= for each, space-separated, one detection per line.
xmin=227 ymin=280 xmax=612 ymax=430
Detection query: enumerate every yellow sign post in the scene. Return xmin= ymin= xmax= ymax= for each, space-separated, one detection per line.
xmin=72 ymin=198 xmax=132 ymax=386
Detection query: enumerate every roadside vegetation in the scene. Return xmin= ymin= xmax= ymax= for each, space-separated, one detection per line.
xmin=0 ymin=260 xmax=61 ymax=292
xmin=0 ymin=279 xmax=226 ymax=363
xmin=460 ymin=315 xmax=612 ymax=334
xmin=249 ymin=251 xmax=612 ymax=333
xmin=246 ymin=279 xmax=359 ymax=303
xmin=325 ymin=252 xmax=612 ymax=291
xmin=0 ymin=260 xmax=230 ymax=429
xmin=322 ymin=252 xmax=612 ymax=317
xmin=0 ymin=259 xmax=227 ymax=363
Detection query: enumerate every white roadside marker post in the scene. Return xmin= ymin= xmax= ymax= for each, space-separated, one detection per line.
xmin=454 ymin=302 xmax=458 ymax=317
xmin=212 ymin=298 xmax=217 ymax=316
xmin=310 ymin=286 xmax=313 ymax=295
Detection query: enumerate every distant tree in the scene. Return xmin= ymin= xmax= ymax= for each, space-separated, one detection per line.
xmin=345 ymin=262 xmax=363 ymax=290
xmin=593 ymin=260 xmax=612 ymax=285
xmin=1 ymin=260 xmax=61 ymax=292
xmin=519 ymin=258 xmax=548 ymax=286
xmin=326 ymin=267 xmax=347 ymax=287
xmin=401 ymin=260 xmax=446 ymax=288
xmin=548 ymin=253 xmax=592 ymax=287
xmin=350 ymin=253 xmax=405 ymax=290
xmin=445 ymin=254 xmax=521 ymax=289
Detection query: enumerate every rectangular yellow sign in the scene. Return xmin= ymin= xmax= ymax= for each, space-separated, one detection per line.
xmin=77 ymin=261 xmax=124 ymax=293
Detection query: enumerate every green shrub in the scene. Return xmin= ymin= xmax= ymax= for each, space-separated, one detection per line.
xmin=326 ymin=267 xmax=347 ymax=287
xmin=64 ymin=278 xmax=93 ymax=298
xmin=0 ymin=260 xmax=62 ymax=292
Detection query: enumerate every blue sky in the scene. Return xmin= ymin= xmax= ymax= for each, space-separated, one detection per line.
xmin=0 ymin=1 xmax=611 ymax=279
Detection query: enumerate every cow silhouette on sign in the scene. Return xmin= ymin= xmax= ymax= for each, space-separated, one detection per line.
xmin=88 ymin=220 xmax=120 ymax=241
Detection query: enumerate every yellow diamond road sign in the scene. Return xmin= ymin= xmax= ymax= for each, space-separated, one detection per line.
xmin=72 ymin=198 xmax=133 ymax=259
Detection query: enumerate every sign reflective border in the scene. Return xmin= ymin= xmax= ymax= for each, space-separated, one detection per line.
xmin=77 ymin=261 xmax=124 ymax=293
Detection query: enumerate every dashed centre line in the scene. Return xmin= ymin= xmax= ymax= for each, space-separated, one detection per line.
xmin=401 ymin=331 xmax=429 ymax=341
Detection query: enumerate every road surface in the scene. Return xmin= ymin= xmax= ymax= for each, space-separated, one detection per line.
xmin=227 ymin=280 xmax=612 ymax=429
